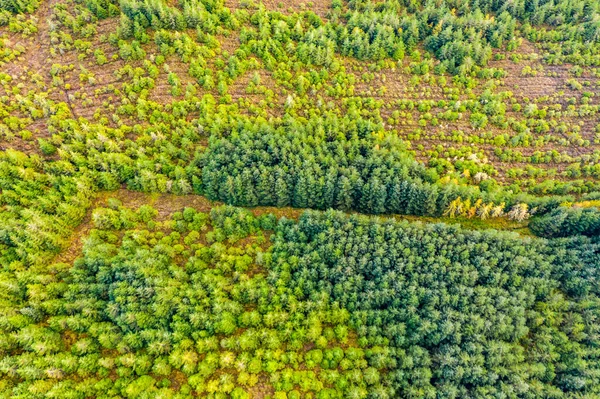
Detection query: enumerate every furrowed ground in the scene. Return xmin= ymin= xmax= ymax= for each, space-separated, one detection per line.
xmin=2 ymin=0 xmax=600 ymax=192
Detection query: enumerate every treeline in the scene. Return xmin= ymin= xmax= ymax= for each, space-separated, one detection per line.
xmin=81 ymin=0 xmax=600 ymax=72
xmin=530 ymin=205 xmax=600 ymax=237
xmin=81 ymin=0 xmax=119 ymax=19
xmin=119 ymin=0 xmax=235 ymax=31
xmin=426 ymin=0 xmax=599 ymax=25
xmin=268 ymin=209 xmax=600 ymax=397
xmin=198 ymin=114 xmax=569 ymax=219
xmin=199 ymin=114 xmax=486 ymax=215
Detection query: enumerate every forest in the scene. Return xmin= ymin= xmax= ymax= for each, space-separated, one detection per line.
xmin=1 ymin=0 xmax=600 ymax=397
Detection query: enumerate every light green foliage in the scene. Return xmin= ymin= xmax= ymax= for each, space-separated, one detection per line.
xmin=0 ymin=0 xmax=600 ymax=397
xmin=0 ymin=205 xmax=390 ymax=398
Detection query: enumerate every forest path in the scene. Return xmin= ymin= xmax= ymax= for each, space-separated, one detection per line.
xmin=50 ymin=188 xmax=532 ymax=267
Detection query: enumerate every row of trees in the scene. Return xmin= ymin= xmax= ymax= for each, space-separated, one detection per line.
xmin=530 ymin=205 xmax=600 ymax=237
xmin=92 ymin=0 xmax=597 ymax=73
xmin=199 ymin=113 xmax=488 ymax=216
xmin=117 ymin=0 xmax=235 ymax=32
xmin=199 ymin=113 xmax=570 ymax=220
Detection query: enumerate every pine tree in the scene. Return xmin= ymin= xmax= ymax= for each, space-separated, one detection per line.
xmin=257 ymin=168 xmax=275 ymax=206
xmin=275 ymin=168 xmax=290 ymax=207
xmin=406 ymin=182 xmax=426 ymax=216
xmin=293 ymin=170 xmax=310 ymax=208
xmin=424 ymin=185 xmax=439 ymax=216
xmin=322 ymin=170 xmax=337 ymax=209
xmin=334 ymin=175 xmax=354 ymax=211
xmin=241 ymin=169 xmax=258 ymax=207
xmin=397 ymin=180 xmax=412 ymax=214
xmin=386 ymin=177 xmax=402 ymax=214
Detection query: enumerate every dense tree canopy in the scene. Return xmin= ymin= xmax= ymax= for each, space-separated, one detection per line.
xmin=1 ymin=0 xmax=600 ymax=397
xmin=530 ymin=205 xmax=600 ymax=237
xmin=2 ymin=204 xmax=598 ymax=398
xmin=268 ymin=210 xmax=600 ymax=398
xmin=0 ymin=205 xmax=395 ymax=398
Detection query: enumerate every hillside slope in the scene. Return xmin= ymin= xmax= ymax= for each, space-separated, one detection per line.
xmin=1 ymin=0 xmax=600 ymax=398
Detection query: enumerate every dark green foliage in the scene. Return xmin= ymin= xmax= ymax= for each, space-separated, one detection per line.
xmin=200 ymin=114 xmax=496 ymax=217
xmin=82 ymin=0 xmax=119 ymax=19
xmin=0 ymin=0 xmax=40 ymax=14
xmin=269 ymin=210 xmax=600 ymax=397
xmin=530 ymin=206 xmax=600 ymax=237
xmin=118 ymin=0 xmax=222 ymax=32
xmin=2 ymin=0 xmax=600 ymax=396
